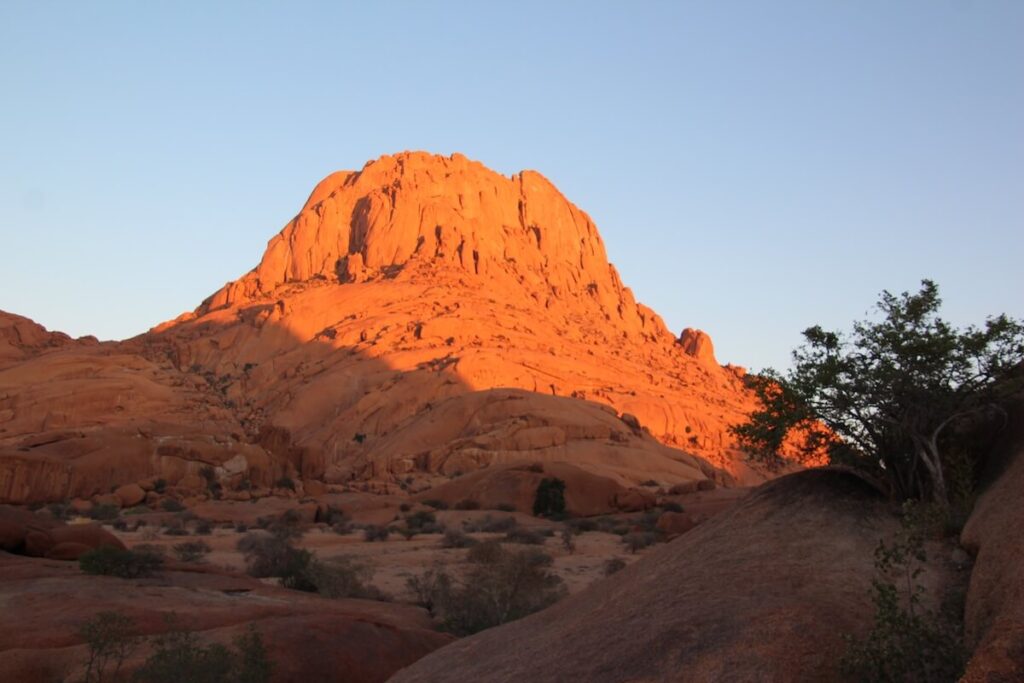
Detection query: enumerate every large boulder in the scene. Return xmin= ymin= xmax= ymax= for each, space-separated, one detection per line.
xmin=392 ymin=469 xmax=896 ymax=683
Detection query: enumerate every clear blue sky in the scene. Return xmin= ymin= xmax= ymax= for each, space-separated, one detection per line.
xmin=2 ymin=1 xmax=1021 ymax=371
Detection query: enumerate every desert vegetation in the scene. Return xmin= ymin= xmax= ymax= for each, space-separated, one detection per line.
xmin=78 ymin=611 xmax=271 ymax=683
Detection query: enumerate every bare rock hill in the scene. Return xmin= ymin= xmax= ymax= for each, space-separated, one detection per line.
xmin=1 ymin=152 xmax=784 ymax=505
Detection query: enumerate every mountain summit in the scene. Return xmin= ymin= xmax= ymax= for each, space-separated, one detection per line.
xmin=204 ymin=152 xmax=669 ymax=343
xmin=1 ymin=152 xmax=771 ymax=508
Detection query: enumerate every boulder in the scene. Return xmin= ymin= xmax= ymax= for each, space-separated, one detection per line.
xmin=113 ymin=483 xmax=145 ymax=507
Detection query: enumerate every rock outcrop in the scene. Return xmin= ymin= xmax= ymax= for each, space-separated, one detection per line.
xmin=1 ymin=152 xmax=789 ymax=504
xmin=391 ymin=469 xmax=896 ymax=682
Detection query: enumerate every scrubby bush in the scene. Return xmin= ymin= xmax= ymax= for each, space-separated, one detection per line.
xmin=422 ymin=499 xmax=449 ymax=510
xmin=463 ymin=515 xmax=517 ymax=533
xmin=504 ymin=528 xmax=546 ymax=545
xmin=409 ymin=546 xmax=566 ymax=636
xmin=603 ymin=557 xmax=627 ymax=576
xmin=160 ymin=499 xmax=185 ymax=513
xmin=406 ymin=565 xmax=452 ymax=616
xmin=79 ymin=610 xmax=140 ymax=683
xmin=453 ymin=499 xmax=480 ymax=510
xmin=153 ymin=479 xmax=167 ymax=494
xmin=560 ymin=526 xmax=576 ymax=553
xmin=163 ymin=519 xmax=189 ymax=536
xmin=112 ymin=518 xmax=129 ymax=532
xmin=568 ymin=518 xmax=598 ymax=534
xmin=173 ymin=540 xmax=211 ymax=563
xmin=133 ymin=621 xmax=272 ymax=683
xmin=841 ymin=502 xmax=966 ymax=682
xmin=622 ymin=531 xmax=658 ymax=554
xmin=237 ymin=530 xmax=316 ymax=591
xmin=661 ymin=501 xmax=684 ymax=513
xmin=274 ymin=476 xmax=296 ymax=492
xmin=88 ymin=504 xmax=121 ymax=521
xmin=193 ymin=519 xmax=213 ymax=536
xmin=466 ymin=540 xmax=504 ymax=565
xmin=440 ymin=529 xmax=477 ymax=549
xmin=495 ymin=503 xmax=517 ymax=512
xmin=306 ymin=556 xmax=387 ymax=601
xmin=362 ymin=525 xmax=390 ymax=542
xmin=47 ymin=501 xmax=73 ymax=520
xmin=532 ymin=478 xmax=566 ymax=517
xmin=79 ymin=546 xmax=164 ymax=578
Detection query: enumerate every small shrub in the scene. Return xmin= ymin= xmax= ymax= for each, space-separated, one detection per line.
xmin=47 ymin=501 xmax=72 ymax=520
xmin=233 ymin=521 xmax=248 ymax=533
xmin=274 ymin=476 xmax=295 ymax=492
xmin=112 ymin=518 xmax=129 ymax=532
xmin=237 ymin=531 xmax=315 ymax=591
xmin=78 ymin=611 xmax=140 ymax=683
xmin=133 ymin=621 xmax=272 ymax=683
xmin=441 ymin=529 xmax=477 ymax=549
xmin=429 ymin=547 xmax=566 ymax=636
xmin=622 ymin=531 xmax=658 ymax=554
xmin=173 ymin=540 xmax=211 ymax=563
xmin=560 ymin=526 xmax=576 ymax=553
xmin=464 ymin=515 xmax=517 ymax=533
xmin=661 ymin=501 xmax=684 ymax=513
xmin=495 ymin=503 xmax=517 ymax=512
xmin=406 ymin=566 xmax=452 ymax=616
xmin=532 ymin=478 xmax=566 ymax=517
xmin=467 ymin=540 xmax=505 ymax=565
xmin=422 ymin=499 xmax=449 ymax=510
xmin=193 ymin=519 xmax=213 ymax=536
xmin=405 ymin=510 xmax=437 ymax=531
xmin=79 ymin=546 xmax=164 ymax=578
xmin=331 ymin=521 xmax=353 ymax=535
xmin=160 ymin=499 xmax=185 ymax=513
xmin=504 ymin=528 xmax=546 ymax=545
xmin=163 ymin=520 xmax=189 ymax=536
xmin=603 ymin=557 xmax=627 ymax=576
xmin=568 ymin=518 xmax=598 ymax=534
xmin=153 ymin=479 xmax=167 ymax=493
xmin=89 ymin=504 xmax=121 ymax=521
xmin=454 ymin=499 xmax=480 ymax=510
xmin=399 ymin=502 xmax=412 ymax=512
xmin=306 ymin=556 xmax=386 ymax=601
xmin=363 ymin=525 xmax=390 ymax=542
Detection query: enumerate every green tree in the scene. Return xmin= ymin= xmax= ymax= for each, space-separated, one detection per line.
xmin=732 ymin=280 xmax=1023 ymax=508
xmin=79 ymin=611 xmax=140 ymax=683
xmin=532 ymin=478 xmax=566 ymax=517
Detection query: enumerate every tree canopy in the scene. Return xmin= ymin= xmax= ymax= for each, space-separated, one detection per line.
xmin=732 ymin=280 xmax=1023 ymax=508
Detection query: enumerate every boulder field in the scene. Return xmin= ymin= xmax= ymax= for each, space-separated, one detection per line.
xmin=0 ymin=151 xmax=805 ymax=506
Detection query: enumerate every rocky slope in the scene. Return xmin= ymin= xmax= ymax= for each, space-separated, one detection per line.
xmin=1 ymin=152 xmax=774 ymax=506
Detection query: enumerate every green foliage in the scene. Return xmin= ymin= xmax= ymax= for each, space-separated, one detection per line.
xmin=132 ymin=621 xmax=271 ymax=683
xmin=172 ymin=540 xmax=211 ymax=563
xmin=532 ymin=478 xmax=566 ymax=517
xmin=841 ymin=503 xmax=966 ymax=682
xmin=440 ymin=529 xmax=477 ymax=548
xmin=462 ymin=514 xmax=517 ymax=533
xmin=362 ymin=524 xmax=390 ymax=542
xmin=603 ymin=557 xmax=627 ymax=576
xmin=160 ymin=499 xmax=184 ymax=513
xmin=79 ymin=611 xmax=140 ymax=683
xmin=503 ymin=527 xmax=546 ymax=545
xmin=408 ymin=546 xmax=566 ymax=636
xmin=274 ymin=476 xmax=296 ymax=491
xmin=305 ymin=556 xmax=387 ymax=601
xmin=79 ymin=546 xmax=164 ymax=579
xmin=731 ymin=280 xmax=1024 ymax=507
xmin=237 ymin=530 xmax=316 ymax=591
xmin=622 ymin=531 xmax=657 ymax=554
xmin=88 ymin=504 xmax=122 ymax=521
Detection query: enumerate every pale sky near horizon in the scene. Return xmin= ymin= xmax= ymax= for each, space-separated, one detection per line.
xmin=1 ymin=1 xmax=1021 ymax=371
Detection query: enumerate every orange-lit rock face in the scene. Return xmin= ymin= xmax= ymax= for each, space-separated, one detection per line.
xmin=1 ymin=152 xmax=784 ymax=503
